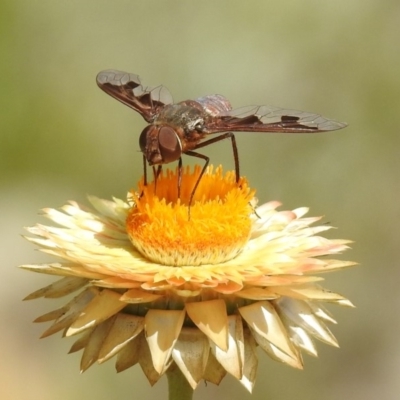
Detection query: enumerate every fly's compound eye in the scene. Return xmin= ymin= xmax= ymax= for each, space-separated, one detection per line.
xmin=139 ymin=125 xmax=154 ymax=153
xmin=158 ymin=126 xmax=182 ymax=163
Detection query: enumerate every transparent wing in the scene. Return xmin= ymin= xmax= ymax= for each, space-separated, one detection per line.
xmin=193 ymin=94 xmax=232 ymax=117
xmin=96 ymin=69 xmax=173 ymax=122
xmin=204 ymin=104 xmax=347 ymax=133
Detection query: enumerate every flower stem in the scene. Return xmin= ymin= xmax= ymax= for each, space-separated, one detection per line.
xmin=166 ymin=363 xmax=194 ymax=400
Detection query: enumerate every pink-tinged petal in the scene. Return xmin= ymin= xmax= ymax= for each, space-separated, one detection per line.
xmin=66 ymin=289 xmax=126 ymax=337
xmin=239 ymin=301 xmax=297 ymax=358
xmin=145 ymin=309 xmax=185 ymax=374
xmin=80 ymin=317 xmax=116 ymax=372
xmin=166 ymin=277 xmax=187 ymax=286
xmin=185 ymin=299 xmax=228 ymax=351
xmin=141 ymin=281 xmax=172 ymax=290
xmin=303 ymin=260 xmax=357 ymax=273
xmin=172 ymin=328 xmax=210 ymax=389
xmin=39 ymin=288 xmax=99 ymax=338
xmin=213 ymin=280 xmax=243 ymax=294
xmin=119 ymin=289 xmax=163 ymax=304
xmin=98 ymin=314 xmax=144 ymax=363
xmin=273 ymin=285 xmax=347 ymax=302
xmin=209 ymin=315 xmax=244 ymax=380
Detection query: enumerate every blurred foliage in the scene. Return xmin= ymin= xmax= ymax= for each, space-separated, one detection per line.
xmin=2 ymin=1 xmax=400 ymax=399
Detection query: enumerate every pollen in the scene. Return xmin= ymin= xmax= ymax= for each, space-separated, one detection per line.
xmin=126 ymin=165 xmax=255 ymax=266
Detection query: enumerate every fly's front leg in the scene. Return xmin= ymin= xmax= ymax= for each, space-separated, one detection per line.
xmin=153 ymin=165 xmax=162 ymax=194
xmin=142 ymin=154 xmax=148 ymax=187
xmin=183 ymin=151 xmax=209 ymax=218
xmin=177 ymin=157 xmax=183 ymax=199
xmin=193 ymin=132 xmax=240 ymax=182
xmin=139 ymin=154 xmax=148 ymax=199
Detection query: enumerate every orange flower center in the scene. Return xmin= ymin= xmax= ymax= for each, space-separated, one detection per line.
xmin=126 ymin=165 xmax=255 ymax=266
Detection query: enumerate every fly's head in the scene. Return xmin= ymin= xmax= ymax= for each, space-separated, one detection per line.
xmin=139 ymin=125 xmax=182 ymax=165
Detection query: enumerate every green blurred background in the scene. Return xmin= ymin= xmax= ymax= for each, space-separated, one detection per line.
xmin=2 ymin=1 xmax=399 ymax=399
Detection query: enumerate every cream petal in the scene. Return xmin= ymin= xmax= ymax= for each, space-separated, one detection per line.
xmin=20 ymin=262 xmax=106 ymax=279
xmin=22 ymin=189 xmax=355 ymax=388
xmin=275 ymin=297 xmax=339 ymax=347
xmin=98 ymin=314 xmax=144 ymax=363
xmin=250 ymin=327 xmax=303 ymax=369
xmin=41 ymin=208 xmax=78 ymax=229
xmin=314 ymin=260 xmax=357 ymax=273
xmin=336 ymin=299 xmax=355 ymax=307
xmin=254 ymin=200 xmax=281 ymax=215
xmin=66 ymin=289 xmax=126 ymax=337
xmin=172 ymin=328 xmax=210 ymax=389
xmin=145 ymin=309 xmax=185 ymax=374
xmin=88 ymin=195 xmax=130 ymax=225
xmin=23 ymin=277 xmax=87 ymax=300
xmin=273 ymin=285 xmax=347 ymax=302
xmin=235 ymin=287 xmax=280 ymax=300
xmin=115 ymin=334 xmax=141 ymax=372
xmin=245 ymin=275 xmax=323 ymax=287
xmin=185 ymin=299 xmax=228 ymax=351
xmin=39 ymin=288 xmax=99 ymax=338
xmin=238 ymin=301 xmax=297 ymax=358
xmin=23 ymin=233 xmax=58 ymax=249
xmin=80 ymin=317 xmax=116 ymax=372
xmin=93 ymin=277 xmax=141 ymax=289
xmin=209 ymin=315 xmax=244 ymax=380
xmin=239 ymin=330 xmax=258 ymax=393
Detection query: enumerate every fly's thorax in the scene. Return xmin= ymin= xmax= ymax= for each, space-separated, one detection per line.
xmin=155 ymin=103 xmax=207 ymax=135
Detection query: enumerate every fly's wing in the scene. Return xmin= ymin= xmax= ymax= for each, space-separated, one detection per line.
xmin=203 ymin=104 xmax=347 ymax=133
xmin=96 ymin=70 xmax=173 ymax=123
xmin=194 ymin=94 xmax=233 ymax=117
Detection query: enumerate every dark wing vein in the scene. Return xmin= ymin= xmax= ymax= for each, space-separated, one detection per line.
xmin=96 ymin=69 xmax=173 ymax=122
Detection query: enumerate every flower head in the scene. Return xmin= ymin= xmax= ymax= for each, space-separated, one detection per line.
xmin=22 ymin=165 xmax=355 ymax=392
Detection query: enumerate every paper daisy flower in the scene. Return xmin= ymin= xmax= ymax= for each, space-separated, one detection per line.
xmin=21 ymin=165 xmax=355 ymax=393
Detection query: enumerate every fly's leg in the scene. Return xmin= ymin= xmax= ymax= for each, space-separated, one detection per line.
xmin=182 ymin=151 xmax=209 ymax=219
xmin=193 ymin=132 xmax=239 ymax=182
xmin=177 ymin=157 xmax=183 ymax=199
